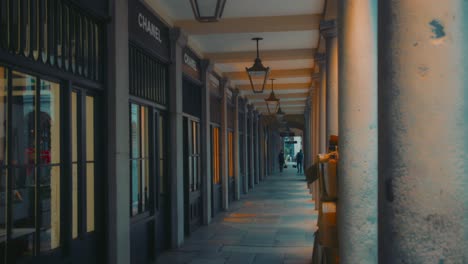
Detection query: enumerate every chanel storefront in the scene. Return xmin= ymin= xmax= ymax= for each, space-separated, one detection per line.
xmin=0 ymin=0 xmax=107 ymax=263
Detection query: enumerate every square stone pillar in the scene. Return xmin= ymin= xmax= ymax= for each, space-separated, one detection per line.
xmin=220 ymin=78 xmax=229 ymax=210
xmin=106 ymin=0 xmax=130 ymax=262
xmin=258 ymin=117 xmax=265 ymax=181
xmin=242 ymin=99 xmax=249 ymax=194
xmin=232 ymin=90 xmax=241 ymax=200
xmin=254 ymin=111 xmax=260 ymax=184
xmin=200 ymin=60 xmax=213 ymax=224
xmin=320 ymin=20 xmax=339 ymax=142
xmin=168 ymin=28 xmax=187 ymax=248
xmin=247 ymin=104 xmax=255 ymax=189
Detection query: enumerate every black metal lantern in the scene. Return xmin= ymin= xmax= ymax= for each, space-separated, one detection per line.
xmin=265 ymin=79 xmax=280 ymax=115
xmin=276 ymin=105 xmax=286 ymax=118
xmin=190 ymin=0 xmax=227 ymax=22
xmin=246 ymin=38 xmax=270 ymax=93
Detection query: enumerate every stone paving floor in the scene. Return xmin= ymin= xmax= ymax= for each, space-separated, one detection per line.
xmin=156 ymin=165 xmax=318 ymax=264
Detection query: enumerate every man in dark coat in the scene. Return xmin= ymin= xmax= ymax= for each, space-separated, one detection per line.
xmin=278 ymin=150 xmax=285 ymax=172
xmin=296 ymin=149 xmax=304 ymax=174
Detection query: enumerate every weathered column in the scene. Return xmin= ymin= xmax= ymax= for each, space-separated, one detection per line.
xmin=107 ymin=0 xmax=130 ymax=262
xmin=254 ymin=111 xmax=260 ymax=184
xmin=337 ymin=0 xmax=378 ymax=262
xmin=232 ymin=89 xmax=241 ymax=200
xmin=248 ymin=105 xmax=255 ymax=189
xmin=242 ymin=100 xmax=249 ymax=194
xmin=303 ymin=102 xmax=311 ymax=170
xmin=220 ymin=78 xmax=229 ymax=210
xmin=168 ymin=28 xmax=187 ymax=247
xmin=320 ymin=20 xmax=339 ymax=143
xmin=200 ymin=60 xmax=213 ymax=224
xmin=379 ymin=1 xmax=468 ymax=262
xmin=258 ymin=117 xmax=265 ymax=181
xmin=315 ymin=53 xmax=327 ymax=154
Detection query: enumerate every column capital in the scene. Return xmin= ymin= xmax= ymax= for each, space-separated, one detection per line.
xmin=314 ymin=53 xmax=326 ymax=65
xmin=169 ymin=27 xmax=188 ymax=48
xmin=232 ymin=88 xmax=240 ymax=98
xmin=247 ymin=104 xmax=254 ymax=113
xmin=200 ymin=59 xmax=214 ymax=74
xmin=320 ymin=19 xmax=337 ymax=39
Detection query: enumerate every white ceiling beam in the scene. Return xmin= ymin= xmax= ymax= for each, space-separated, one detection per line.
xmin=238 ymin=83 xmax=311 ymax=91
xmin=174 ymin=15 xmax=321 ymax=35
xmin=207 ymin=49 xmax=316 ymax=63
xmin=225 ymin=68 xmax=313 ymax=80
xmin=245 ymin=92 xmax=309 ymax=100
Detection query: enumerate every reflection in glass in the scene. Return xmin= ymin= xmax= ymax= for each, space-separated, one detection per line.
xmin=130 ymin=104 xmax=150 ymax=216
xmin=11 ymin=168 xmax=35 ymax=257
xmin=86 ymin=163 xmax=94 ymax=232
xmin=72 ymin=164 xmax=78 ymax=239
xmin=11 ymin=71 xmax=35 ymax=166
xmin=39 ymin=165 xmax=60 ymax=251
xmin=40 ymin=80 xmax=60 ymax=165
xmin=86 ymin=96 xmax=95 ymax=232
xmin=71 ymin=92 xmax=78 ymax=238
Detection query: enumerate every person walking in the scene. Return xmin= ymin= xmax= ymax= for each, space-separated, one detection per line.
xmin=278 ymin=150 xmax=285 ymax=172
xmin=296 ymin=149 xmax=304 ymax=174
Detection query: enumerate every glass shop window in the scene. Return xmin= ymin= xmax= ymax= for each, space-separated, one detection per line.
xmin=71 ymin=91 xmax=96 ymax=238
xmin=212 ymin=127 xmax=220 ymax=184
xmin=130 ymin=103 xmax=150 ymax=216
xmin=0 ymin=69 xmax=61 ymax=259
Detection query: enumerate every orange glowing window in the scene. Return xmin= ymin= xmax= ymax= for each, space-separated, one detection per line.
xmin=228 ymin=132 xmax=234 ymax=177
xmin=212 ymin=127 xmax=220 ymax=184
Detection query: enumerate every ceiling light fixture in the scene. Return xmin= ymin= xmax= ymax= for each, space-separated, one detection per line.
xmin=190 ymin=0 xmax=227 ymax=22
xmin=276 ymin=104 xmax=286 ymax=118
xmin=246 ymin=37 xmax=270 ymax=93
xmin=265 ymin=78 xmax=280 ymax=115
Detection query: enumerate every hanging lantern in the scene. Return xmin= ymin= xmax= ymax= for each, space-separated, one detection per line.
xmin=265 ymin=79 xmax=280 ymax=114
xmin=246 ymin=38 xmax=270 ymax=93
xmin=190 ymin=0 xmax=228 ymax=22
xmin=276 ymin=105 xmax=286 ymax=118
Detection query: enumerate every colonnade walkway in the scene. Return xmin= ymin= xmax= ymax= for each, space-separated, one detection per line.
xmin=156 ymin=165 xmax=317 ymax=264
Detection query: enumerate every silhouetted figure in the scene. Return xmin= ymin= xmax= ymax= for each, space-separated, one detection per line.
xmin=296 ymin=149 xmax=304 ymax=174
xmin=278 ymin=150 xmax=285 ymax=172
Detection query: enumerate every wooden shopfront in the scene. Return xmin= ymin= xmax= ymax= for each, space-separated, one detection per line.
xmin=0 ymin=0 xmax=107 ymax=263
xmin=128 ymin=0 xmax=170 ymax=262
xmin=182 ymin=48 xmax=203 ymax=235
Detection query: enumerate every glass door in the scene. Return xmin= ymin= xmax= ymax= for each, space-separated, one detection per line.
xmin=154 ymin=111 xmax=169 ymax=255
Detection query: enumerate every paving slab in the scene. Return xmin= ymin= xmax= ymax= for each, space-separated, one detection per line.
xmin=155 ymin=167 xmax=316 ymax=264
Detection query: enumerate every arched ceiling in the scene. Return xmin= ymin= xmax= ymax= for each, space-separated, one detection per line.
xmin=146 ymin=0 xmax=326 ymax=116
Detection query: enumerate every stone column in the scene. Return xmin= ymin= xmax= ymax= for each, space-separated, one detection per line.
xmin=315 ymin=53 xmax=327 ymax=154
xmin=248 ymin=104 xmax=255 ymax=189
xmin=168 ymin=28 xmax=187 ymax=247
xmin=106 ymin=0 xmax=130 ymax=262
xmin=200 ymin=60 xmax=213 ymax=224
xmin=337 ymin=0 xmax=378 ymax=262
xmin=242 ymin=100 xmax=249 ymax=194
xmin=254 ymin=111 xmax=260 ymax=184
xmin=220 ymin=78 xmax=229 ymax=210
xmin=258 ymin=116 xmax=264 ymax=181
xmin=320 ymin=20 xmax=339 ymax=143
xmin=232 ymin=89 xmax=241 ymax=200
xmin=379 ymin=1 xmax=467 ymax=262
xmin=303 ymin=102 xmax=311 ymax=170
xmin=260 ymin=119 xmax=266 ymax=180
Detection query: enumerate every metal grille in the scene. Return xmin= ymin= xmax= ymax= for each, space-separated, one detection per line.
xmin=129 ymin=44 xmax=168 ymax=106
xmin=0 ymin=0 xmax=103 ymax=81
